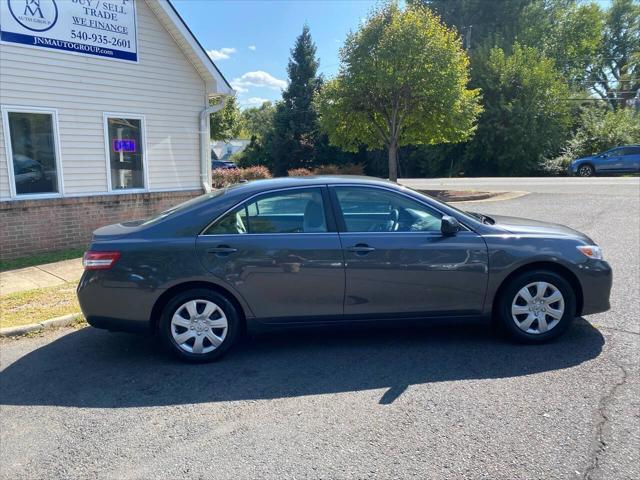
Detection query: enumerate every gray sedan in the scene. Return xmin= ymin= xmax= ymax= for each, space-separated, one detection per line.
xmin=77 ymin=176 xmax=612 ymax=362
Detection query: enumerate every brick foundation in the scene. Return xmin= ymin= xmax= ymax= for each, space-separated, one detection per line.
xmin=0 ymin=190 xmax=203 ymax=260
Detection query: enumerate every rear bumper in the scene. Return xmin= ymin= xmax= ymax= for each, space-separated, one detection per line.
xmin=577 ymin=260 xmax=612 ymax=316
xmin=84 ymin=316 xmax=152 ymax=334
xmin=77 ymin=272 xmax=160 ymax=334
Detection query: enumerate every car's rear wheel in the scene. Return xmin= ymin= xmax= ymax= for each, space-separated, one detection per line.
xmin=578 ymin=164 xmax=595 ymax=177
xmin=497 ymin=270 xmax=576 ymax=343
xmin=159 ymin=289 xmax=240 ymax=362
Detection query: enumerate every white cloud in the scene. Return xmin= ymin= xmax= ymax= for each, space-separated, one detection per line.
xmin=206 ymin=47 xmax=236 ymax=61
xmin=248 ymin=45 xmax=256 ymax=51
xmin=241 ymin=97 xmax=270 ymax=108
xmin=231 ymin=71 xmax=288 ymax=92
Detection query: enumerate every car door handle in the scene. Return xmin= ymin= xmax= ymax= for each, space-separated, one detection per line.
xmin=207 ymin=246 xmax=238 ymax=255
xmin=347 ymin=244 xmax=376 ymax=254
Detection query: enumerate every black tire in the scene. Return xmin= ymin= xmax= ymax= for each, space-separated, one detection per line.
xmin=578 ymin=164 xmax=595 ymax=177
xmin=496 ymin=270 xmax=576 ymax=344
xmin=159 ymin=288 xmax=241 ymax=362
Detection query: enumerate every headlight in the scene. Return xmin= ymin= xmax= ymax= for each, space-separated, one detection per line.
xmin=577 ymin=245 xmax=603 ymax=260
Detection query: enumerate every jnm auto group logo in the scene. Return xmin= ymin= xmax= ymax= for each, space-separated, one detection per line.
xmin=8 ymin=0 xmax=58 ymax=32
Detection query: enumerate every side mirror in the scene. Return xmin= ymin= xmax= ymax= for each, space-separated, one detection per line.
xmin=441 ymin=215 xmax=460 ymax=235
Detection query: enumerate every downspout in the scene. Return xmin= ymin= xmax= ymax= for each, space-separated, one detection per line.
xmin=200 ymin=96 xmax=228 ymax=192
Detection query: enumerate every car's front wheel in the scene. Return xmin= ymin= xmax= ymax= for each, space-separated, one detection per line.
xmin=159 ymin=289 xmax=241 ymax=362
xmin=497 ymin=270 xmax=576 ymax=343
xmin=578 ymin=164 xmax=595 ymax=177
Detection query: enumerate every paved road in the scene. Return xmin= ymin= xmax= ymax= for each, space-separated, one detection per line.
xmin=1 ymin=178 xmax=638 ymax=480
xmin=401 ymin=176 xmax=640 ymax=196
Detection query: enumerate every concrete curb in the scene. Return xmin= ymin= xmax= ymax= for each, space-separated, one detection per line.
xmin=0 ymin=313 xmax=83 ymax=338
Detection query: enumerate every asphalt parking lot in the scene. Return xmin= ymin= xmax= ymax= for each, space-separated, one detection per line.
xmin=1 ymin=177 xmax=638 ymax=480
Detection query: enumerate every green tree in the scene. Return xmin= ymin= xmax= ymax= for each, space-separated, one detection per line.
xmin=269 ymin=25 xmax=323 ymax=175
xmin=520 ymin=1 xmax=604 ymax=89
xmin=317 ymin=2 xmax=481 ymax=182
xmin=465 ymin=44 xmax=571 ymax=175
xmin=240 ymin=101 xmax=276 ymax=141
xmin=415 ymin=0 xmax=530 ymax=51
xmin=210 ymin=96 xmax=242 ymax=141
xmin=589 ymin=0 xmax=639 ymax=109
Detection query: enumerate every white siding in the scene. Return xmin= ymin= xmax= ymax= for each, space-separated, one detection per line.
xmin=0 ymin=0 xmax=206 ymax=200
xmin=0 ymin=117 xmax=8 ymax=198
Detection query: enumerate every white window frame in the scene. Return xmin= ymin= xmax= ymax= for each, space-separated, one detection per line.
xmin=1 ymin=106 xmax=65 ymax=200
xmin=102 ymin=112 xmax=149 ymax=193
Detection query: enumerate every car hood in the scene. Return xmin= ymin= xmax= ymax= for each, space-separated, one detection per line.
xmin=573 ymin=155 xmax=596 ymax=164
xmin=487 ymin=214 xmax=594 ymax=243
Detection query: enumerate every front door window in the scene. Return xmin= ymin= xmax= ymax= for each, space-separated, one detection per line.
xmin=334 ymin=186 xmax=442 ymax=233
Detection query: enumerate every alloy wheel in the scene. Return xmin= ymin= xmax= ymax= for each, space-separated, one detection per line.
xmin=578 ymin=165 xmax=593 ymax=177
xmin=511 ymin=281 xmax=565 ymax=335
xmin=170 ymin=299 xmax=228 ymax=354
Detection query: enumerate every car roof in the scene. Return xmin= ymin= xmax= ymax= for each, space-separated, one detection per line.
xmin=145 ymin=174 xmax=487 ymax=237
xmin=222 ymin=175 xmax=397 ymax=196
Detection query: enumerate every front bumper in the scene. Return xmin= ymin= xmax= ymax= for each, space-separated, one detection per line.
xmin=577 ymin=259 xmax=612 ymax=316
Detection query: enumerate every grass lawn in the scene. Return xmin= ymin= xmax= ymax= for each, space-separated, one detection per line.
xmin=0 ymin=248 xmax=85 ymax=272
xmin=0 ymin=282 xmax=82 ymax=329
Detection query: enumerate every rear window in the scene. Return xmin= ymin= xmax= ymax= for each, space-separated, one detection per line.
xmin=140 ymin=190 xmax=225 ymax=225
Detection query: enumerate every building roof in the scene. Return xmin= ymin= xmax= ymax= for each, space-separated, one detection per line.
xmin=146 ymin=0 xmax=234 ymax=96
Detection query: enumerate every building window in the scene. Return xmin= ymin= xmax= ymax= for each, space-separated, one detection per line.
xmin=104 ymin=115 xmax=145 ymax=190
xmin=3 ymin=109 xmax=61 ymax=196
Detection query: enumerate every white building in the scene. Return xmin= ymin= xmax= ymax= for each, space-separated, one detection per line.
xmin=0 ymin=0 xmax=233 ymax=259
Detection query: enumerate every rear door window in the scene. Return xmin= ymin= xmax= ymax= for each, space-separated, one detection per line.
xmin=248 ymin=188 xmax=327 ymax=233
xmin=203 ymin=187 xmax=328 ymax=234
xmin=621 ymin=147 xmax=640 ymax=156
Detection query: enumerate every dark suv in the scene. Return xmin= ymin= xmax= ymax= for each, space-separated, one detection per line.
xmin=212 ymin=160 xmax=238 ymax=170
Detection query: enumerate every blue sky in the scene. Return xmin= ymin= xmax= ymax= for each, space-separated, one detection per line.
xmin=173 ymin=0 xmax=612 ymax=108
xmin=172 ymin=0 xmax=378 ymax=108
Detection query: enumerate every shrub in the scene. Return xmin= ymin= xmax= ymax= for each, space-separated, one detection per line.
xmin=212 ymin=168 xmax=242 ymax=188
xmin=212 ymin=166 xmax=271 ymax=188
xmin=313 ymin=163 xmax=365 ymax=175
xmin=241 ymin=165 xmax=272 ymax=181
xmin=287 ymin=168 xmax=313 ymax=176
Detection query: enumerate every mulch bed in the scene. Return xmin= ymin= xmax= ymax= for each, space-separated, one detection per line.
xmin=420 ymin=190 xmax=501 ymax=202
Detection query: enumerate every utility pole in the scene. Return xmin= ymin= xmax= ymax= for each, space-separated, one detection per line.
xmin=465 ymin=25 xmax=472 ymax=51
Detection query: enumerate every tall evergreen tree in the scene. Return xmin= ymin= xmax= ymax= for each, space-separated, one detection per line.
xmin=270 ymin=25 xmax=323 ymax=176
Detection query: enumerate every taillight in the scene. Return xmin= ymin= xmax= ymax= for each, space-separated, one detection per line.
xmin=83 ymin=251 xmax=121 ymax=270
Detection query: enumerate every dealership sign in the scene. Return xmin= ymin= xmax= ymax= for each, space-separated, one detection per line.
xmin=0 ymin=0 xmax=138 ymax=62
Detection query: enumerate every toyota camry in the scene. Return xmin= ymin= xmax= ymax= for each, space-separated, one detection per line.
xmin=77 ymin=176 xmax=612 ymax=362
